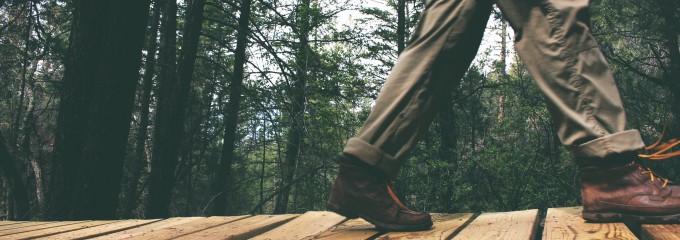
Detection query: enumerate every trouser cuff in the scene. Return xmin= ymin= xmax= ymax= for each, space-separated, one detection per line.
xmin=343 ymin=138 xmax=401 ymax=179
xmin=570 ymin=130 xmax=645 ymax=159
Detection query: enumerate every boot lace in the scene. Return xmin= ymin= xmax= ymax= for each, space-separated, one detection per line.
xmin=637 ymin=123 xmax=680 ymax=188
xmin=639 ymin=167 xmax=670 ymax=188
xmin=385 ymin=182 xmax=413 ymax=211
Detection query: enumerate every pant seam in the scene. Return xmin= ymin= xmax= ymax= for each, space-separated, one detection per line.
xmin=541 ymin=0 xmax=606 ymax=137
xmin=383 ymin=1 xmax=466 ymax=159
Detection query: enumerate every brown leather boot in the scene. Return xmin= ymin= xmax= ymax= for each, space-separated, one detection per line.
xmin=326 ymin=154 xmax=433 ymax=231
xmin=580 ymin=132 xmax=680 ymax=223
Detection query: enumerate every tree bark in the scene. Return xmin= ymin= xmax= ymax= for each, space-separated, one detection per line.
xmin=656 ymin=0 xmax=680 ymax=133
xmin=497 ymin=20 xmax=507 ymax=120
xmin=123 ymin=1 xmax=161 ymax=219
xmin=396 ymin=0 xmax=405 ymax=54
xmin=21 ymin=95 xmax=43 ymax=211
xmin=438 ymin=97 xmax=457 ymax=164
xmin=210 ymin=0 xmax=252 ymax=216
xmin=274 ymin=0 xmax=310 ymax=214
xmin=0 ymin=131 xmax=30 ymax=220
xmin=12 ymin=0 xmax=32 ymax=150
xmin=259 ymin=120 xmax=267 ymax=214
xmin=146 ymin=0 xmax=179 ymax=218
xmin=46 ymin=0 xmax=150 ymax=220
xmin=146 ymin=0 xmax=206 ymax=218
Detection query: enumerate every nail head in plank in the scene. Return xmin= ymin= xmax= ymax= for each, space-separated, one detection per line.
xmin=315 ymin=219 xmax=381 ymax=240
xmin=33 ymin=219 xmax=159 ymax=239
xmin=122 ymin=216 xmax=248 ymax=240
xmin=90 ymin=217 xmax=205 ymax=240
xmin=0 ymin=221 xmax=90 ymax=236
xmin=251 ymin=211 xmax=346 ymax=240
xmin=452 ymin=209 xmax=539 ymax=240
xmin=2 ymin=221 xmax=117 ymax=240
xmin=376 ymin=213 xmax=475 ymax=240
xmin=542 ymin=207 xmax=637 ymax=240
xmin=641 ymin=224 xmax=680 ymax=240
xmin=175 ymin=214 xmax=299 ymax=240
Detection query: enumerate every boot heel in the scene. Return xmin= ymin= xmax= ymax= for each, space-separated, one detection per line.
xmin=326 ymin=202 xmax=359 ymax=219
xmin=582 ymin=211 xmax=622 ymax=222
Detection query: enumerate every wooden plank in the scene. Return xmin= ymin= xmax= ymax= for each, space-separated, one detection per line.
xmin=0 ymin=221 xmax=89 ymax=236
xmin=32 ymin=219 xmax=158 ymax=239
xmin=122 ymin=216 xmax=248 ymax=240
xmin=175 ymin=214 xmax=299 ymax=240
xmin=90 ymin=217 xmax=204 ymax=240
xmin=375 ymin=213 xmax=475 ymax=240
xmin=0 ymin=222 xmax=51 ymax=231
xmin=315 ymin=219 xmax=381 ymax=240
xmin=251 ymin=211 xmax=347 ymax=240
xmin=641 ymin=224 xmax=680 ymax=240
xmin=451 ymin=209 xmax=539 ymax=240
xmin=543 ymin=207 xmax=637 ymax=240
xmin=0 ymin=221 xmax=25 ymax=227
xmin=2 ymin=221 xmax=117 ymax=240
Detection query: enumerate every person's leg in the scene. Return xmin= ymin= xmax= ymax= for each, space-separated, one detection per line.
xmin=497 ymin=0 xmax=642 ymax=158
xmin=497 ymin=0 xmax=680 ymax=223
xmin=343 ymin=0 xmax=493 ymax=178
xmin=328 ymin=0 xmax=493 ymax=231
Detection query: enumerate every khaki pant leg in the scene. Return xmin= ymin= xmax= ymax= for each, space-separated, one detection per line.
xmin=343 ymin=0 xmax=494 ymax=178
xmin=496 ymin=0 xmax=645 ymax=159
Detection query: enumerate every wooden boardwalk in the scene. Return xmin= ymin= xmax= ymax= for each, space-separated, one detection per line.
xmin=0 ymin=206 xmax=678 ymax=239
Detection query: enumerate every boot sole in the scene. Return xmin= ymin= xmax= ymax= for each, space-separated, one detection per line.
xmin=326 ymin=202 xmax=433 ymax=231
xmin=583 ymin=211 xmax=680 ymax=223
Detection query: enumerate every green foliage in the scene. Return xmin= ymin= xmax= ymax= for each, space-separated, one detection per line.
xmin=0 ymin=0 xmax=677 ymax=220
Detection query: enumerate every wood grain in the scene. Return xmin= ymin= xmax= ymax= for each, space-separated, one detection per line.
xmin=0 ymin=221 xmax=88 ymax=237
xmin=641 ymin=224 xmax=680 ymax=240
xmin=2 ymin=221 xmax=117 ymax=240
xmin=0 ymin=222 xmax=51 ymax=231
xmin=123 ymin=216 xmax=248 ymax=240
xmin=176 ymin=214 xmax=299 ymax=240
xmin=90 ymin=217 xmax=204 ymax=240
xmin=315 ymin=218 xmax=381 ymax=240
xmin=542 ymin=207 xmax=637 ymax=240
xmin=452 ymin=209 xmax=539 ymax=240
xmin=33 ymin=219 xmax=158 ymax=239
xmin=0 ymin=222 xmax=25 ymax=227
xmin=251 ymin=211 xmax=346 ymax=240
xmin=376 ymin=213 xmax=475 ymax=240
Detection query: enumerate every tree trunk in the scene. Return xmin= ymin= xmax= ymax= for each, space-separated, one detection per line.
xmin=12 ymin=0 xmax=32 ymax=150
xmin=274 ymin=0 xmax=310 ymax=214
xmin=498 ymin=20 xmax=507 ymax=120
xmin=396 ymin=0 xmax=405 ymax=54
xmin=123 ymin=1 xmax=161 ymax=219
xmin=146 ymin=0 xmax=206 ymax=218
xmin=145 ymin=0 xmax=178 ymax=219
xmin=46 ymin=0 xmax=150 ymax=220
xmin=21 ymin=95 xmax=44 ymax=212
xmin=259 ymin=120 xmax=267 ymax=214
xmin=210 ymin=0 xmax=252 ymax=216
xmin=0 ymin=131 xmax=30 ymax=220
xmin=438 ymin=97 xmax=457 ymax=164
xmin=657 ymin=0 xmax=680 ymax=133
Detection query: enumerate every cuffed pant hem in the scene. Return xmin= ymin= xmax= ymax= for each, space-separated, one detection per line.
xmin=343 ymin=138 xmax=402 ymax=178
xmin=570 ymin=130 xmax=645 ymax=159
